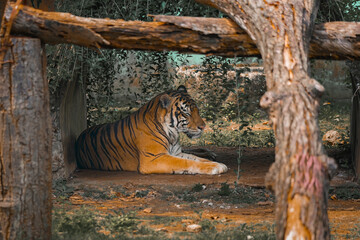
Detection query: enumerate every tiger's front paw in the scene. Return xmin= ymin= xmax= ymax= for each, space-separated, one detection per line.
xmin=210 ymin=162 xmax=228 ymax=175
xmin=190 ymin=161 xmax=228 ymax=175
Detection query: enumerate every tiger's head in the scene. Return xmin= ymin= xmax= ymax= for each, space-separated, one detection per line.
xmin=160 ymin=86 xmax=205 ymax=139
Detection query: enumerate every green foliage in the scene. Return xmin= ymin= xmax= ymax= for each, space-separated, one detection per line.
xmin=329 ymin=186 xmax=360 ymax=200
xmin=191 ymin=183 xmax=205 ymax=192
xmin=52 ymin=206 xmax=277 ymax=240
xmin=143 ymin=215 xmax=185 ymax=226
xmin=55 ymin=0 xmax=223 ymax=20
xmin=180 ymin=191 xmax=197 ymax=202
xmin=317 ymin=0 xmax=360 ymax=22
xmin=48 ymin=0 xmax=222 ymax=127
xmin=52 ymin=208 xmax=154 ymax=240
xmin=199 ymin=219 xmax=216 ymax=232
xmin=47 ymin=0 xmax=268 ymax=135
xmin=136 ymin=51 xmax=176 ymax=104
xmin=181 ymin=128 xmax=275 ymax=148
xmin=135 ymin=190 xmax=150 ymax=198
xmin=218 ymin=182 xmax=231 ymax=196
xmin=52 ymin=208 xmax=102 ymax=239
xmin=194 ymin=56 xmax=265 ymax=122
xmin=105 ymin=211 xmax=138 ymax=234
xmin=192 ymin=223 xmax=276 ymax=240
xmin=30 ymin=0 xmax=42 ymax=8
xmin=208 ymin=121 xmax=231 ymax=146
xmin=195 ymin=56 xmax=235 ymax=121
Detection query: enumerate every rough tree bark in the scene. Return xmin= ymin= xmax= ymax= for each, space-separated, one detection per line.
xmin=196 ymin=0 xmax=337 ymax=239
xmin=0 ymin=1 xmax=6 ymax=26
xmin=3 ymin=2 xmax=360 ymax=59
xmin=0 ymin=38 xmax=52 ymax=239
xmin=348 ymin=61 xmax=360 ymax=180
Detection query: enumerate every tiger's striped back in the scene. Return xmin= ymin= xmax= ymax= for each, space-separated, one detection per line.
xmin=76 ymin=115 xmax=140 ymax=171
xmin=76 ymin=91 xmax=174 ymax=171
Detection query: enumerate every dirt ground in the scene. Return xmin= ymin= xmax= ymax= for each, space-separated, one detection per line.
xmin=57 ymin=147 xmax=360 ymax=238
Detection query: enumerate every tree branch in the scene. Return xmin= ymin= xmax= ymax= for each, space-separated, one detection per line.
xmin=4 ymin=2 xmax=360 ymax=60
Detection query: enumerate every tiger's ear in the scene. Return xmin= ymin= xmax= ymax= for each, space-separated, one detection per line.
xmin=159 ymin=94 xmax=171 ymax=109
xmin=177 ymin=85 xmax=187 ymax=93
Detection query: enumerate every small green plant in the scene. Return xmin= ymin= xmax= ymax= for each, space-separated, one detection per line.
xmin=182 ymin=192 xmax=197 ymax=202
xmin=329 ymin=186 xmax=360 ymax=200
xmin=136 ymin=225 xmax=157 ymax=235
xmin=105 ymin=211 xmax=138 ymax=234
xmin=218 ymin=182 xmax=231 ymax=196
xmin=208 ymin=121 xmax=231 ymax=146
xmin=52 ymin=207 xmax=101 ymax=239
xmin=52 ymin=207 xmax=146 ymax=239
xmin=199 ymin=219 xmax=216 ymax=232
xmin=192 ymin=183 xmax=205 ymax=192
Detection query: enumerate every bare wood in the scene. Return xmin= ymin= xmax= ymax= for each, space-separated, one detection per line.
xmin=196 ymin=0 xmax=336 ymax=239
xmin=0 ymin=37 xmax=52 ymax=239
xmin=3 ymin=2 xmax=360 ymax=59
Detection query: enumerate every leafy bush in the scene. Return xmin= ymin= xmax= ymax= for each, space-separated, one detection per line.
xmin=218 ymin=182 xmax=231 ymax=196
xmin=105 ymin=211 xmax=138 ymax=234
xmin=52 ymin=208 xmax=141 ymax=239
xmin=52 ymin=208 xmax=101 ymax=239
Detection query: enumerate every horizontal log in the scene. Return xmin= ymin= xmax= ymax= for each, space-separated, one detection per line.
xmin=4 ymin=3 xmax=360 ymax=59
xmin=311 ymin=22 xmax=360 ymax=60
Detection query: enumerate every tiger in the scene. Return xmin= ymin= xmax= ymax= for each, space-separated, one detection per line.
xmin=75 ymin=85 xmax=228 ymax=175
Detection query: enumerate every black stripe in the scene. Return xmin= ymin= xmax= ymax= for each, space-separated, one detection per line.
xmin=120 ymin=118 xmax=137 ymax=159
xmin=150 ymin=152 xmax=167 ymax=162
xmin=106 ymin=123 xmax=124 ymax=170
xmin=90 ymin=126 xmax=106 ymax=169
xmin=113 ymin=121 xmax=128 ymax=154
xmin=99 ymin=127 xmax=115 ymax=170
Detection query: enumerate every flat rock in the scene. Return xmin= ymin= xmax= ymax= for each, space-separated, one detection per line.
xmin=186 ymin=224 xmax=202 ymax=233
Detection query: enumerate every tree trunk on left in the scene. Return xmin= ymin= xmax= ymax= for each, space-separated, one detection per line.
xmin=0 ymin=37 xmax=52 ymax=239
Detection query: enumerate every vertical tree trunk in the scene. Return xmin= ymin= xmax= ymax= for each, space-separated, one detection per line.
xmin=0 ymin=37 xmax=52 ymax=239
xmin=348 ymin=61 xmax=360 ymax=180
xmin=0 ymin=1 xmax=7 ymax=26
xmin=196 ymin=0 xmax=337 ymax=239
